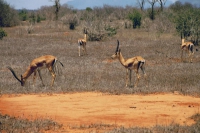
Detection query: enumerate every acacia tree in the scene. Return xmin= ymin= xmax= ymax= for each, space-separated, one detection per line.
xmin=128 ymin=10 xmax=142 ymax=28
xmin=147 ymin=0 xmax=157 ymax=20
xmin=50 ymin=0 xmax=60 ymax=20
xmin=137 ymin=0 xmax=146 ymax=11
xmin=157 ymin=0 xmax=167 ymax=12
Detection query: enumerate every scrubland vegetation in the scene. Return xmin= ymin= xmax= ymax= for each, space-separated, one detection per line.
xmin=0 ymin=0 xmax=200 ymax=132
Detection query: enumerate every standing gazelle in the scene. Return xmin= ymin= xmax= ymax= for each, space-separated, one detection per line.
xmin=181 ymin=38 xmax=194 ymax=63
xmin=111 ymin=40 xmax=147 ymax=87
xmin=78 ymin=28 xmax=88 ymax=56
xmin=7 ymin=55 xmax=64 ymax=86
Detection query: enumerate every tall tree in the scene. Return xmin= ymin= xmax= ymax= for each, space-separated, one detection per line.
xmin=147 ymin=0 xmax=157 ymax=20
xmin=0 ymin=0 xmax=19 ymax=26
xmin=158 ymin=0 xmax=167 ymax=12
xmin=50 ymin=0 xmax=60 ymax=20
xmin=137 ymin=0 xmax=146 ymax=11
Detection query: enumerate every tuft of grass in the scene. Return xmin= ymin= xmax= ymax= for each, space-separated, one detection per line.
xmin=0 ymin=113 xmax=62 ymax=132
xmin=108 ymin=116 xmax=200 ymax=133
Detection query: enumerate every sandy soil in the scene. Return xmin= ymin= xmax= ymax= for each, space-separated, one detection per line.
xmin=0 ymin=92 xmax=200 ymax=132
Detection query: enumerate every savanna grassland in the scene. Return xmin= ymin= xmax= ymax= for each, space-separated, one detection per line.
xmin=0 ymin=20 xmax=200 ymax=132
xmin=1 ymin=1 xmax=200 ymax=132
xmin=0 ymin=21 xmax=200 ymax=95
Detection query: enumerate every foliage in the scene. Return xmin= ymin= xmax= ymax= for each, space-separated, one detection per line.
xmin=0 ymin=0 xmax=19 ymax=27
xmin=29 ymin=12 xmax=36 ymax=24
xmin=18 ymin=9 xmax=28 ymax=21
xmin=147 ymin=7 xmax=156 ymax=20
xmin=105 ymin=26 xmax=117 ymax=36
xmin=37 ymin=14 xmax=41 ymax=23
xmin=69 ymin=16 xmax=78 ymax=30
xmin=128 ymin=10 xmax=142 ymax=28
xmin=54 ymin=0 xmax=61 ymax=20
xmin=86 ymin=7 xmax=93 ymax=12
xmin=0 ymin=27 xmax=7 ymax=39
xmin=170 ymin=1 xmax=200 ymax=45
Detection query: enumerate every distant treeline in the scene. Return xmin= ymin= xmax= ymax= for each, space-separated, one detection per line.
xmin=0 ymin=0 xmax=200 ymax=44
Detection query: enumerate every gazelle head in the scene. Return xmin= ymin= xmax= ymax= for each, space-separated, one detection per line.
xmin=20 ymin=75 xmax=26 ymax=86
xmin=111 ymin=40 xmax=120 ymax=59
xmin=7 ymin=66 xmax=25 ymax=86
xmin=84 ymin=28 xmax=88 ymax=34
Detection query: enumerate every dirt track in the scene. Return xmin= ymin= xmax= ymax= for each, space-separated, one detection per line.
xmin=0 ymin=92 xmax=200 ymax=132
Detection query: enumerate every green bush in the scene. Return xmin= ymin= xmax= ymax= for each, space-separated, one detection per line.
xmin=105 ymin=26 xmax=117 ymax=36
xmin=68 ymin=16 xmax=78 ymax=30
xmin=29 ymin=12 xmax=36 ymax=24
xmin=128 ymin=10 xmax=142 ymax=29
xmin=0 ymin=27 xmax=7 ymax=39
xmin=18 ymin=9 xmax=28 ymax=21
xmin=170 ymin=1 xmax=200 ymax=45
xmin=0 ymin=0 xmax=19 ymax=27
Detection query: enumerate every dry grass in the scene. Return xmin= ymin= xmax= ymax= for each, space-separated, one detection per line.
xmin=108 ymin=122 xmax=200 ymax=133
xmin=0 ymin=113 xmax=62 ymax=132
xmin=0 ymin=21 xmax=199 ymax=96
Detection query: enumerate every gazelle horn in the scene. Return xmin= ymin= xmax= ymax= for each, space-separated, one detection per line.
xmin=116 ymin=40 xmax=120 ymax=52
xmin=7 ymin=66 xmax=22 ymax=84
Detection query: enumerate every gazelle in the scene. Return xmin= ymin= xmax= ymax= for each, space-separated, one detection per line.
xmin=181 ymin=38 xmax=194 ymax=63
xmin=111 ymin=40 xmax=147 ymax=88
xmin=78 ymin=28 xmax=88 ymax=56
xmin=7 ymin=55 xmax=64 ymax=86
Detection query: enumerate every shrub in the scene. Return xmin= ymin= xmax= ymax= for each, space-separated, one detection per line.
xmin=86 ymin=7 xmax=92 ymax=12
xmin=69 ymin=16 xmax=78 ymax=30
xmin=18 ymin=9 xmax=28 ymax=21
xmin=0 ymin=0 xmax=19 ymax=27
xmin=105 ymin=26 xmax=117 ymax=36
xmin=128 ymin=10 xmax=142 ymax=29
xmin=29 ymin=12 xmax=36 ymax=24
xmin=0 ymin=27 xmax=7 ymax=39
xmin=170 ymin=1 xmax=200 ymax=45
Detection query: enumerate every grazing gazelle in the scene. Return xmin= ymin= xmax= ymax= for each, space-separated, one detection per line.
xmin=7 ymin=55 xmax=64 ymax=86
xmin=78 ymin=28 xmax=88 ymax=56
xmin=181 ymin=38 xmax=194 ymax=63
xmin=111 ymin=40 xmax=147 ymax=87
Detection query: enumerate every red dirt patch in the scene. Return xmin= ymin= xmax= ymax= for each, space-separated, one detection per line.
xmin=0 ymin=92 xmax=200 ymax=132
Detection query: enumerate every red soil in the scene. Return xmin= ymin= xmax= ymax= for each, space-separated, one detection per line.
xmin=0 ymin=92 xmax=200 ymax=132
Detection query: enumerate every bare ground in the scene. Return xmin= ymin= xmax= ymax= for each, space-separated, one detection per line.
xmin=1 ymin=92 xmax=200 ymax=132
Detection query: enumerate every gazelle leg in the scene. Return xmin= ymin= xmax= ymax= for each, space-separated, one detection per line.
xmin=84 ymin=44 xmax=87 ymax=55
xmin=33 ymin=71 xmax=37 ymax=86
xmin=48 ymin=67 xmax=56 ymax=86
xmin=37 ymin=69 xmax=45 ymax=86
xmin=191 ymin=52 xmax=194 ymax=63
xmin=82 ymin=46 xmax=85 ymax=55
xmin=129 ymin=69 xmax=132 ymax=87
xmin=141 ymin=63 xmax=148 ymax=87
xmin=82 ymin=45 xmax=85 ymax=55
xmin=135 ymin=72 xmax=140 ymax=87
xmin=189 ymin=51 xmax=193 ymax=63
xmin=126 ymin=69 xmax=128 ymax=87
xmin=134 ymin=64 xmax=140 ymax=87
xmin=181 ymin=50 xmax=183 ymax=61
xmin=79 ymin=46 xmax=81 ymax=56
